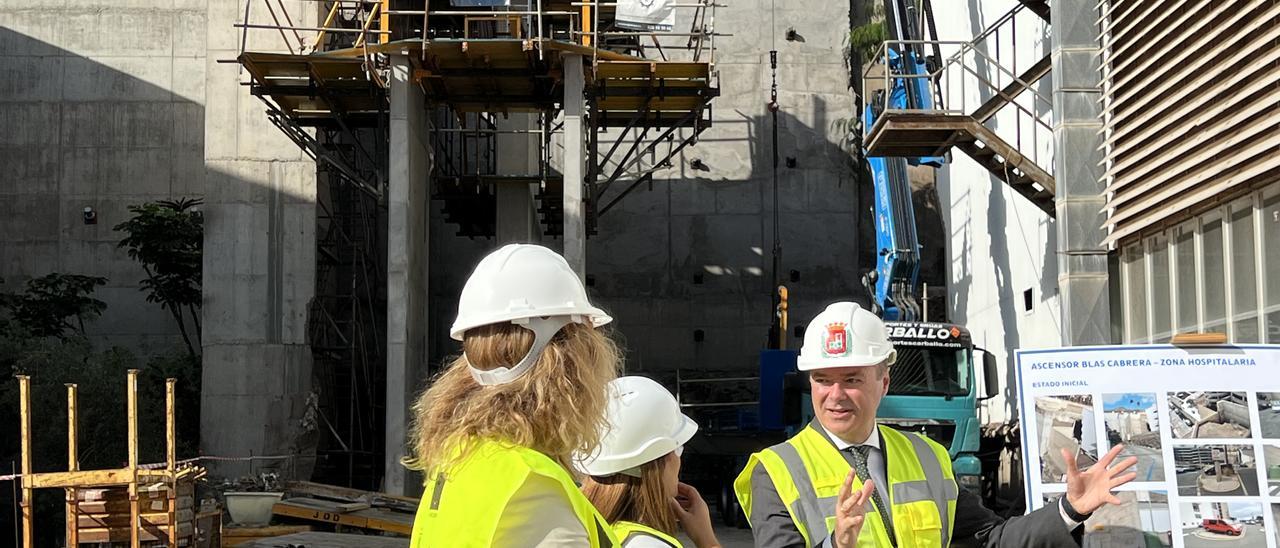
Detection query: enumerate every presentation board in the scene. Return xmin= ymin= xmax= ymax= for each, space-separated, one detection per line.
xmin=1015 ymin=344 xmax=1280 ymax=548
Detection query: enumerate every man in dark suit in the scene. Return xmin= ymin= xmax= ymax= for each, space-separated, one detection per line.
xmin=735 ymin=302 xmax=1137 ymax=547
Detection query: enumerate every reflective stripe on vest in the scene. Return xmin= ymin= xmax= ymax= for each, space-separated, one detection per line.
xmin=614 ymin=521 xmax=682 ymax=547
xmin=734 ymin=424 xmax=958 ymax=548
xmin=410 ymin=438 xmax=618 ymax=547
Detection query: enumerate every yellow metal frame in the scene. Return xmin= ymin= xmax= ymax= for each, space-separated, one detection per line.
xmin=15 ymin=370 xmax=203 ymax=548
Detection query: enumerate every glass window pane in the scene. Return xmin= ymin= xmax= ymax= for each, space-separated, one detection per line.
xmin=1230 ymin=204 xmax=1258 ymax=342
xmin=1265 ymin=193 xmax=1280 ymax=343
xmin=1150 ymin=235 xmax=1171 ymax=342
xmin=1174 ymin=225 xmax=1198 ymax=332
xmin=1124 ymin=244 xmax=1148 ymax=343
xmin=1265 ymin=194 xmax=1280 ymax=308
xmin=1202 ymin=217 xmax=1226 ymax=333
xmin=1269 ymin=310 xmax=1280 ymax=344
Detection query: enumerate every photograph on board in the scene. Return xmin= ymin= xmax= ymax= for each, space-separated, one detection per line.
xmin=1273 ymin=504 xmax=1280 ymax=546
xmin=1035 ymin=395 xmax=1098 ymax=483
xmin=1103 ymin=393 xmax=1165 ymax=482
xmin=1174 ymin=445 xmax=1259 ymax=496
xmin=1167 ymin=391 xmax=1252 ymax=439
xmin=1082 ymin=490 xmax=1171 ymax=548
xmin=1264 ymin=444 xmax=1280 ymax=497
xmin=1258 ymin=393 xmax=1280 ymax=439
xmin=1179 ymin=501 xmax=1267 ymax=548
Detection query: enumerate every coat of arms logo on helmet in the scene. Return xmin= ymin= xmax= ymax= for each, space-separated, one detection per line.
xmin=824 ymin=322 xmax=848 ymax=356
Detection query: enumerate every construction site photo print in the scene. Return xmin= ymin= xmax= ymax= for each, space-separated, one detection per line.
xmin=1265 ymin=444 xmax=1280 ymax=497
xmin=1272 ymin=505 xmax=1280 ymax=546
xmin=1174 ymin=445 xmax=1259 ymax=496
xmin=1168 ymin=391 xmax=1253 ymax=439
xmin=1179 ymin=502 xmax=1267 ymax=548
xmin=1035 ymin=395 xmax=1099 ymax=484
xmin=1061 ymin=490 xmax=1173 ymax=548
xmin=1103 ymin=393 xmax=1165 ymax=482
xmin=1258 ymin=392 xmax=1280 ymax=439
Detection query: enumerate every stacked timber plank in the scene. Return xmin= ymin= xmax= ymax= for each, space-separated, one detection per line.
xmin=74 ymin=480 xmax=198 ymax=546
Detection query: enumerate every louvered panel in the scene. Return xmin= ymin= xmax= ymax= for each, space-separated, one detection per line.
xmin=1104 ymin=1 xmax=1251 ymax=109
xmin=1103 ymin=88 xmax=1275 ymax=191
xmin=1103 ymin=41 xmax=1280 ymax=167
xmin=1100 ymin=0 xmax=1202 ymax=86
xmin=1103 ymin=3 xmax=1280 ymax=127
xmin=1100 ymin=0 xmax=1280 ymax=245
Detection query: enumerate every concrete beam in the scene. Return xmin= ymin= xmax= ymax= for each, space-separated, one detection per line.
xmin=562 ymin=54 xmax=586 ymax=279
xmin=384 ymin=54 xmax=430 ymax=496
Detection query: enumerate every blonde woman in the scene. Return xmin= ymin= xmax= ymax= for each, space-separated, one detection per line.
xmin=406 ymin=244 xmax=621 ymax=547
xmin=579 ymin=376 xmax=723 ymax=548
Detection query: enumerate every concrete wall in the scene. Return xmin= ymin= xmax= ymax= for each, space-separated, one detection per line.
xmin=0 ymin=2 xmax=207 ymax=352
xmin=585 ymin=0 xmax=865 ymax=381
xmin=932 ymin=0 xmax=1062 ymax=424
xmin=199 ymin=1 xmax=319 ymax=476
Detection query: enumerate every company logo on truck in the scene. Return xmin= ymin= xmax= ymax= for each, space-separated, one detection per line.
xmin=885 ymin=322 xmax=970 ymax=348
xmin=888 ymin=325 xmax=954 ymax=340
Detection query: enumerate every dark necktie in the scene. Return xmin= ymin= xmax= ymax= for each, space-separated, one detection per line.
xmin=848 ymin=445 xmax=896 ymax=546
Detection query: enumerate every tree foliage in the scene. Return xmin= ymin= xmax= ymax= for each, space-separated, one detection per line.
xmin=114 ymin=198 xmax=204 ymax=356
xmin=1 ymin=273 xmax=107 ymax=338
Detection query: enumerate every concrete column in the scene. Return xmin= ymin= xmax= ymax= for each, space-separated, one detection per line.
xmin=385 ymin=54 xmax=431 ymax=496
xmin=201 ymin=0 xmax=318 ymax=480
xmin=562 ymin=54 xmax=586 ymax=278
xmin=495 ymin=113 xmax=541 ymax=243
xmin=496 ymin=181 xmax=540 ymax=243
xmin=1052 ymin=0 xmax=1110 ymax=345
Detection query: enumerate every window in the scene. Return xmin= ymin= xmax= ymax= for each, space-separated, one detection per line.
xmin=1124 ymin=244 xmax=1149 ymax=343
xmin=1202 ymin=216 xmax=1226 ymax=334
xmin=1228 ymin=200 xmax=1259 ymax=342
xmin=1173 ymin=223 xmax=1198 ymax=333
xmin=1116 ymin=182 xmax=1277 ymax=344
xmin=1265 ymin=192 xmax=1280 ymax=343
xmin=1149 ymin=235 xmax=1171 ymax=342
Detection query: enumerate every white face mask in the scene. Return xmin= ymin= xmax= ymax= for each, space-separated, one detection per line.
xmin=675 ymin=445 xmax=684 ymax=458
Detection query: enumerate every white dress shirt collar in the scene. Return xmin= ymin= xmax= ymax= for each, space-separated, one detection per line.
xmin=818 ymin=421 xmax=881 ymax=451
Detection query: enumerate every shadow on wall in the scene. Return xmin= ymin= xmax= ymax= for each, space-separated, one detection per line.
xmin=957 ymin=0 xmax=1057 ymax=423
xmin=0 ymin=26 xmax=206 ymax=353
xmin=582 ymin=100 xmax=886 ymax=376
xmin=0 ymin=24 xmax=204 ymax=545
xmin=0 ymin=25 xmax=320 ymax=543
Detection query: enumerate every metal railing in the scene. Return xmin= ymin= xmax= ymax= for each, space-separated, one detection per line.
xmin=237 ymin=0 xmax=723 ymax=71
xmin=860 ymin=2 xmax=1054 ymax=172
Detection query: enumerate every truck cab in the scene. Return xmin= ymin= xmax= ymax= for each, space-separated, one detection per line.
xmin=877 ymin=321 xmax=997 ymax=493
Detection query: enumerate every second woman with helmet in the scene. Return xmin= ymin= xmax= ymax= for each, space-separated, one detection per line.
xmin=578 ymin=375 xmax=724 ymax=548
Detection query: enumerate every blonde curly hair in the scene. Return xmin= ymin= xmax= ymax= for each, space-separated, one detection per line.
xmin=404 ymin=322 xmax=621 ymax=474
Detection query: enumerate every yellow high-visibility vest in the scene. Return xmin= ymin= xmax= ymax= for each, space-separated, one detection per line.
xmin=734 ymin=424 xmax=958 ymax=547
xmin=410 ymin=438 xmax=618 ymax=547
xmin=613 ymin=520 xmax=682 ymax=547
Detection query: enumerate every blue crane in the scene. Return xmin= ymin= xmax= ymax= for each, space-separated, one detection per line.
xmin=861 ymin=0 xmax=942 ymax=321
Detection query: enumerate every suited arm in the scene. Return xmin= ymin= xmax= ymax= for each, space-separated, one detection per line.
xmin=747 ymin=463 xmax=815 ymax=548
xmin=951 ymin=489 xmax=1082 ymax=548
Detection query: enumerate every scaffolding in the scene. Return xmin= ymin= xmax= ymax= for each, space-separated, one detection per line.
xmin=233 ymin=0 xmax=721 ymax=488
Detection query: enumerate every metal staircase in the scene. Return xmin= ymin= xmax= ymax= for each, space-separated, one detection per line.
xmin=863 ymin=2 xmax=1056 ymax=215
